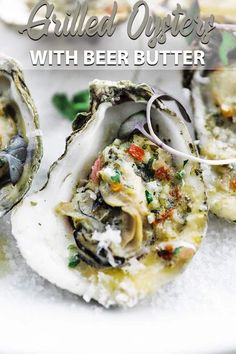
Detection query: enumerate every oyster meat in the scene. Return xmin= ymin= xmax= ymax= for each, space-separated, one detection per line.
xmin=0 ymin=56 xmax=42 ymax=217
xmin=12 ymin=80 xmax=207 ymax=308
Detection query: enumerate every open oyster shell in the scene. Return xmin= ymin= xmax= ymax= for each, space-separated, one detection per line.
xmin=0 ymin=55 xmax=42 ymax=217
xmin=0 ymin=0 xmax=131 ymax=30
xmin=183 ymin=26 xmax=236 ymax=222
xmin=11 ymin=80 xmax=207 ymax=308
xmin=189 ymin=65 xmax=236 ymax=222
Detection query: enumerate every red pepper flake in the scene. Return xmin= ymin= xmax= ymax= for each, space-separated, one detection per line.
xmin=155 ymin=166 xmax=170 ymax=181
xmin=128 ymin=144 xmax=144 ymax=162
xmin=230 ymin=180 xmax=236 ymax=191
xmin=170 ymin=187 xmax=181 ymax=200
xmin=90 ymin=158 xmax=102 ymax=183
xmin=154 ymin=209 xmax=174 ymax=224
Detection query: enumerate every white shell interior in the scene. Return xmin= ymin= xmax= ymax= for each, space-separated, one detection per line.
xmin=11 ymin=98 xmax=206 ymax=307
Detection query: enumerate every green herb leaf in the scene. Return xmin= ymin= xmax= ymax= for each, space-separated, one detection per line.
xmin=145 ymin=190 xmax=153 ymax=204
xmin=72 ymin=90 xmax=90 ymax=104
xmin=67 ymin=244 xmax=78 ymax=251
xmin=175 ymin=170 xmax=185 ymax=181
xmin=68 ymin=254 xmax=80 ymax=268
xmin=111 ymin=170 xmax=121 ymax=183
xmin=173 ymin=247 xmax=182 ymax=256
xmin=219 ymin=32 xmax=236 ymax=65
xmin=52 ymin=89 xmax=90 ymax=121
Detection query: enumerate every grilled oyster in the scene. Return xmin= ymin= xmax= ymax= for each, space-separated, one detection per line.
xmin=189 ymin=64 xmax=236 ymax=222
xmin=0 ymin=56 xmax=42 ymax=217
xmin=149 ymin=0 xmax=236 ymax=23
xmin=182 ymin=24 xmax=236 ymax=222
xmin=11 ymin=80 xmax=207 ymax=308
xmin=0 ymin=0 xmax=130 ymax=29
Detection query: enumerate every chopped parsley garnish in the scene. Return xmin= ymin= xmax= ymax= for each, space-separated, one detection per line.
xmin=68 ymin=254 xmax=80 ymax=268
xmin=145 ymin=190 xmax=153 ymax=204
xmin=111 ymin=170 xmax=121 ymax=183
xmin=173 ymin=247 xmax=182 ymax=256
xmin=175 ymin=170 xmax=185 ymax=181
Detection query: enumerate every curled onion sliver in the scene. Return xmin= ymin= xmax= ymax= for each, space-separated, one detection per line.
xmin=146 ymin=93 xmax=236 ymax=166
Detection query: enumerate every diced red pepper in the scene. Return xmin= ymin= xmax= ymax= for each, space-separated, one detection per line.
xmin=230 ymin=180 xmax=236 ymax=191
xmin=128 ymin=144 xmax=144 ymax=162
xmin=90 ymin=158 xmax=102 ymax=183
xmin=165 ymin=244 xmax=173 ymax=253
xmin=155 ymin=166 xmax=170 ymax=181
